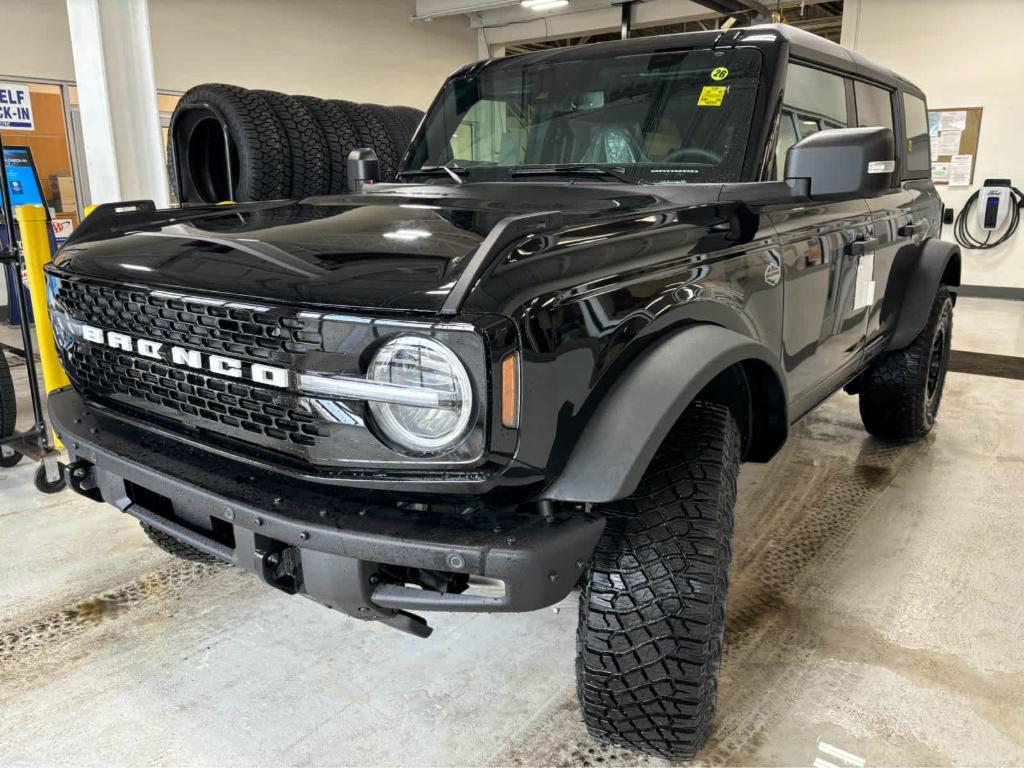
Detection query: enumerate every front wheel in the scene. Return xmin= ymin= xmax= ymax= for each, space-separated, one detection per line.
xmin=576 ymin=401 xmax=740 ymax=759
xmin=858 ymin=286 xmax=953 ymax=442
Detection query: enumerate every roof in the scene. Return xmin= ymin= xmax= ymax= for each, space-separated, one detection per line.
xmin=470 ymin=23 xmax=923 ymax=98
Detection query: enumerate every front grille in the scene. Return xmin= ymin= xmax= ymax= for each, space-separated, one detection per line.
xmin=54 ymin=280 xmax=325 ymax=360
xmin=51 ymin=276 xmax=345 ymax=462
xmin=71 ymin=344 xmax=329 ymax=448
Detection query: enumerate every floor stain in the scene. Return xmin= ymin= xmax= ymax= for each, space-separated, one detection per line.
xmin=0 ymin=560 xmax=221 ymax=672
xmin=700 ymin=437 xmax=929 ymax=764
xmin=804 ymin=603 xmax=1024 ymax=748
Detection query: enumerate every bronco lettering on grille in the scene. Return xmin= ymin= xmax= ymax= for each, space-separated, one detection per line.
xmin=78 ymin=324 xmax=289 ymax=388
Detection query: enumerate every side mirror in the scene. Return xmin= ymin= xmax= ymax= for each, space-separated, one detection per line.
xmin=347 ymin=148 xmax=380 ymax=192
xmin=785 ymin=127 xmax=895 ymax=201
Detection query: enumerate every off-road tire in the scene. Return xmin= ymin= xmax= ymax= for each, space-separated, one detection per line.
xmin=365 ymin=104 xmax=413 ymax=166
xmin=576 ymin=401 xmax=740 ymax=759
xmin=140 ymin=522 xmax=226 ymax=566
xmin=171 ymin=83 xmax=290 ymax=203
xmin=858 ymin=286 xmax=953 ymax=441
xmin=295 ymin=96 xmax=361 ymax=194
xmin=333 ymin=100 xmax=400 ymax=182
xmin=251 ymin=90 xmax=330 ymax=198
xmin=389 ymin=105 xmax=425 ymax=140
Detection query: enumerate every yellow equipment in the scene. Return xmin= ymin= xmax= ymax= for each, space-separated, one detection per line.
xmin=16 ymin=204 xmax=71 ymax=448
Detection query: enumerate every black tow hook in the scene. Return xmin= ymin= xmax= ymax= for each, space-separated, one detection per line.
xmin=66 ymin=460 xmax=103 ymax=502
xmin=255 ymin=546 xmax=301 ymax=595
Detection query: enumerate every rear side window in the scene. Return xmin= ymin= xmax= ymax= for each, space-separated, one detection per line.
xmin=773 ymin=63 xmax=849 ymax=179
xmin=855 ymin=81 xmax=894 ymax=133
xmin=902 ymin=92 xmax=930 ymax=172
xmin=785 ymin=64 xmax=848 ymax=125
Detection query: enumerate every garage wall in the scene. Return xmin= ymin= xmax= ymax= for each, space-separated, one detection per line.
xmin=0 ymin=0 xmax=477 ymax=110
xmin=0 ymin=0 xmax=76 ymax=83
xmin=148 ymin=0 xmax=476 ymax=108
xmin=843 ymin=0 xmax=1024 ymax=292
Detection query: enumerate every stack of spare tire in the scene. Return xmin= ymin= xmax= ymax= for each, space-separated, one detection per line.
xmin=168 ymin=83 xmax=424 ymax=204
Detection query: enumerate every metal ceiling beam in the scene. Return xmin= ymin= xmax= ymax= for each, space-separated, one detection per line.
xmin=739 ymin=0 xmax=772 ymax=16
xmin=412 ymin=0 xmax=517 ymax=21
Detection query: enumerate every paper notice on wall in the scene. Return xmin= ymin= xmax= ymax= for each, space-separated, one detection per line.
xmin=939 ymin=110 xmax=967 ymax=132
xmin=854 ymin=253 xmax=875 ymax=311
xmin=948 ymin=154 xmax=973 ymax=187
xmin=938 ymin=130 xmax=962 ymax=155
xmin=932 ymin=162 xmax=950 ymax=182
xmin=930 ymin=137 xmax=940 ymax=161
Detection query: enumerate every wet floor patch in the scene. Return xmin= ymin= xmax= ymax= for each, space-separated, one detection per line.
xmin=490 ymin=436 xmax=930 ymax=768
xmin=510 ymin=430 xmax=932 ymax=766
xmin=700 ymin=438 xmax=928 ymax=765
xmin=0 ymin=560 xmax=221 ymax=674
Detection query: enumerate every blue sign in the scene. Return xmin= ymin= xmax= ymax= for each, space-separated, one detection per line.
xmin=0 ymin=83 xmax=34 ymax=130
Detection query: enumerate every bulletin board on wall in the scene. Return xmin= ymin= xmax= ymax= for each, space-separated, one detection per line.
xmin=927 ymin=106 xmax=983 ymax=187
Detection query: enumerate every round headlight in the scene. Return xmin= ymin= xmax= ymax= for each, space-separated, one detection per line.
xmin=367 ymin=336 xmax=473 ymax=454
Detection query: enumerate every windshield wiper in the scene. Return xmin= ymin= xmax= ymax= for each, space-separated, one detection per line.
xmin=396 ymin=165 xmax=466 ymax=184
xmin=508 ymin=164 xmax=635 ymax=184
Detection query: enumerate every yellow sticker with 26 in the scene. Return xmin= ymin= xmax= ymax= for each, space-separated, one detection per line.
xmin=697 ymin=86 xmax=727 ymax=107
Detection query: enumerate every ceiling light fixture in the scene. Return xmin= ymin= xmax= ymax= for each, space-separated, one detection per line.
xmin=521 ymin=0 xmax=569 ymax=10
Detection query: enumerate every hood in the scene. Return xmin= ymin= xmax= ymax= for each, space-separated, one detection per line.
xmin=52 ymin=182 xmax=721 ymax=314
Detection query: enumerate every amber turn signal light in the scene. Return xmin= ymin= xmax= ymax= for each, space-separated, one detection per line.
xmin=501 ymin=353 xmax=519 ymax=428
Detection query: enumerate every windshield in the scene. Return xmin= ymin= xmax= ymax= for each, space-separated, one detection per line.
xmin=406 ymin=46 xmax=763 ymax=184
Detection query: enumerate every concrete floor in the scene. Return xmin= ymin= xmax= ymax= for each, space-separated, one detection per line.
xmin=1 ymin=298 xmax=1023 ymax=766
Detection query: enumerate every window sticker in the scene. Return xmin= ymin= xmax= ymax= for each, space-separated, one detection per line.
xmin=697 ymin=86 xmax=727 ymax=107
xmin=711 ymin=67 xmax=729 ymax=81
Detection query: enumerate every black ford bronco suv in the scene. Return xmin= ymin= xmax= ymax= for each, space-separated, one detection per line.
xmin=45 ymin=24 xmax=958 ymax=759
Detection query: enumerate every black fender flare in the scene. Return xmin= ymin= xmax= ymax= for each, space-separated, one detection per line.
xmin=545 ymin=325 xmax=788 ymax=504
xmin=887 ymin=237 xmax=961 ymax=351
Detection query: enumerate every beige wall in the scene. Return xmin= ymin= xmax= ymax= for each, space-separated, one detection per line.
xmin=148 ymin=0 xmax=476 ymax=108
xmin=843 ymin=0 xmax=1024 ymax=290
xmin=0 ymin=0 xmax=75 ymax=82
xmin=0 ymin=0 xmax=477 ymax=110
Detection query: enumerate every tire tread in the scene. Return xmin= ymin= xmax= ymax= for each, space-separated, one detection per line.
xmin=859 ymin=286 xmax=953 ymax=441
xmin=576 ymin=401 xmax=740 ymax=759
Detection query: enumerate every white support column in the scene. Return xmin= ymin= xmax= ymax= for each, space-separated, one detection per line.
xmin=476 ymin=27 xmax=490 ymax=60
xmin=66 ymin=0 xmax=168 ymax=208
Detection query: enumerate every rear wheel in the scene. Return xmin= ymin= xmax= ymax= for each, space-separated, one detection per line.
xmin=576 ymin=401 xmax=740 ymax=759
xmin=858 ymin=286 xmax=953 ymax=441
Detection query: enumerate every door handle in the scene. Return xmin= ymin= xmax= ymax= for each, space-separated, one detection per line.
xmin=846 ymin=237 xmax=878 ymax=256
xmin=897 ymin=220 xmax=928 ymax=238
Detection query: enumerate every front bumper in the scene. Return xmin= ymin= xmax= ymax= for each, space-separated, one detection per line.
xmin=50 ymin=388 xmax=604 ymax=637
